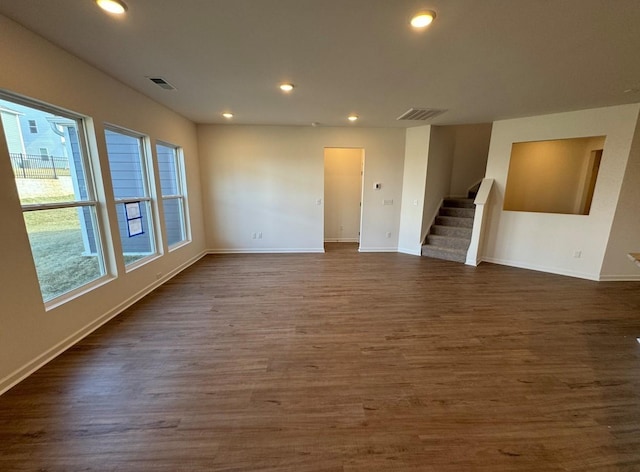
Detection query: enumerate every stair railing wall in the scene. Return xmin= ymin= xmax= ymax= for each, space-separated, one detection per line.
xmin=465 ymin=178 xmax=495 ymax=266
xmin=466 ymin=179 xmax=483 ymax=198
xmin=421 ymin=198 xmax=444 ymax=246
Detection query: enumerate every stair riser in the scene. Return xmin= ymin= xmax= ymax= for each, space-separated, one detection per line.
xmin=422 ymin=197 xmax=475 ymax=264
xmin=426 ymin=235 xmax=471 ymax=250
xmin=443 ymin=199 xmax=475 ymax=209
xmin=430 ymin=225 xmax=472 ymax=238
xmin=435 ymin=216 xmax=474 ymax=228
xmin=421 ymin=247 xmax=467 ymax=263
xmin=440 ymin=207 xmax=475 ymax=218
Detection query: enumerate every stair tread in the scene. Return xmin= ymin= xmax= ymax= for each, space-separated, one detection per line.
xmin=437 ymin=214 xmax=473 ymax=219
xmin=436 ymin=215 xmax=474 ymax=226
xmin=443 ymin=198 xmax=475 ymax=208
xmin=422 ymin=245 xmax=467 ymax=253
xmin=421 ymin=245 xmax=467 ymax=263
xmin=423 ymin=198 xmax=475 ymax=263
xmin=427 ymin=234 xmax=470 ymax=241
xmin=432 ymin=224 xmax=472 ymax=230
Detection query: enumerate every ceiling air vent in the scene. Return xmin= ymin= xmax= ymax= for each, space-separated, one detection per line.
xmin=397 ymin=108 xmax=446 ymax=121
xmin=147 ymin=77 xmax=177 ymax=91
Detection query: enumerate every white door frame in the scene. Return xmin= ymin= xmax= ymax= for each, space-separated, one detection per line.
xmin=323 ymin=147 xmax=365 ymax=248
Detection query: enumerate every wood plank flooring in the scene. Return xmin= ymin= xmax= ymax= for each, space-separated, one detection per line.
xmin=1 ymin=243 xmax=640 ymax=471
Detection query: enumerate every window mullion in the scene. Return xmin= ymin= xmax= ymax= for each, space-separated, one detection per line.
xmin=114 ymin=197 xmax=152 ymax=204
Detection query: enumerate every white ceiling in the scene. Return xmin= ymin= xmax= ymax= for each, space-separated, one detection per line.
xmin=1 ymin=0 xmax=640 ymax=127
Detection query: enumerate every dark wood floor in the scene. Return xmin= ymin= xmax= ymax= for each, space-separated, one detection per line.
xmin=1 ymin=243 xmax=640 ymax=471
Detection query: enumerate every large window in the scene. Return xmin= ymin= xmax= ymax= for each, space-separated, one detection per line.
xmin=156 ymin=142 xmax=189 ymax=248
xmin=104 ymin=127 xmax=157 ymax=267
xmin=0 ymin=95 xmax=107 ymax=304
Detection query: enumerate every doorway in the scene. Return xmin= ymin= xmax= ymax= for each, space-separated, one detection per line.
xmin=324 ymin=148 xmax=364 ymax=250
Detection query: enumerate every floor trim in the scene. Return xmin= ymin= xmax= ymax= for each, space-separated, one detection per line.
xmin=0 ymin=250 xmax=208 ymax=396
xmin=208 ymin=248 xmax=325 ymax=254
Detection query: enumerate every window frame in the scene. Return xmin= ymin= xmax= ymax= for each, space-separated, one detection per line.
xmin=104 ymin=124 xmax=160 ymax=271
xmin=156 ymin=140 xmax=190 ymax=250
xmin=0 ymin=92 xmax=111 ymax=309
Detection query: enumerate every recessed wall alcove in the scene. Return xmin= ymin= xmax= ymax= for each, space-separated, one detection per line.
xmin=503 ymin=136 xmax=606 ymax=215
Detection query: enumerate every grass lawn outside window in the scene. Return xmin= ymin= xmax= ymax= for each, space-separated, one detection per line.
xmin=22 ymin=196 xmax=102 ymax=301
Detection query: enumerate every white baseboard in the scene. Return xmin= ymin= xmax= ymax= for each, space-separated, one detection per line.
xmin=598 ymin=274 xmax=640 ymax=281
xmin=358 ymin=247 xmax=397 ymax=253
xmin=208 ymin=248 xmax=325 ymax=254
xmin=482 ymin=256 xmax=600 ymax=281
xmin=0 ymin=250 xmax=208 ymax=396
xmin=324 ymin=238 xmax=359 ymax=243
xmin=398 ymin=247 xmax=421 ymax=256
xmin=465 ymin=255 xmax=481 ymax=266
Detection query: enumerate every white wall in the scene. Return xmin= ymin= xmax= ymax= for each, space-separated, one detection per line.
xmin=398 ymin=126 xmax=430 ymax=255
xmin=324 ymin=148 xmax=363 ymax=243
xmin=399 ymin=124 xmax=491 ymax=255
xmin=449 ymin=124 xmax=493 ymax=197
xmin=0 ymin=15 xmax=206 ymax=392
xmin=421 ymin=126 xmax=455 ymax=238
xmin=198 ymin=125 xmax=405 ymax=253
xmin=601 ymin=115 xmax=640 ymax=279
xmin=482 ymin=104 xmax=640 ymax=280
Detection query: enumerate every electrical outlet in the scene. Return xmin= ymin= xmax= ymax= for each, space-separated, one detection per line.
xmin=386 ymin=232 xmax=391 ymax=238
xmin=574 ymin=250 xmax=582 ymax=258
xmin=251 ymin=232 xmax=257 ymax=239
xmin=258 ymin=232 xmax=262 ymax=239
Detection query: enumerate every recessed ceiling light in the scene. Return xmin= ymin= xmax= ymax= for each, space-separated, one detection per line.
xmin=411 ymin=10 xmax=436 ymax=28
xmin=222 ymin=112 xmax=233 ymax=119
xmin=95 ymin=0 xmax=128 ymax=14
xmin=279 ymin=83 xmax=294 ymax=92
xmin=347 ymin=115 xmax=359 ymax=122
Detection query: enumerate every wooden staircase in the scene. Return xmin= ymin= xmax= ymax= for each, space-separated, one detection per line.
xmin=421 ymin=198 xmax=475 ymax=263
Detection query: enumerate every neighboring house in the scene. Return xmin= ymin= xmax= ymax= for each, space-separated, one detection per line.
xmin=0 ymin=105 xmax=25 ymax=154
xmin=2 ymin=101 xmax=70 ymax=158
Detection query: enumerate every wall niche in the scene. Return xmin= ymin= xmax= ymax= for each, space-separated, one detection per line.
xmin=503 ymin=136 xmax=605 ymax=215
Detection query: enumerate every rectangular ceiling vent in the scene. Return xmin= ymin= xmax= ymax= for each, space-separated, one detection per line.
xmin=147 ymin=77 xmax=177 ymax=91
xmin=397 ymin=108 xmax=447 ymax=121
